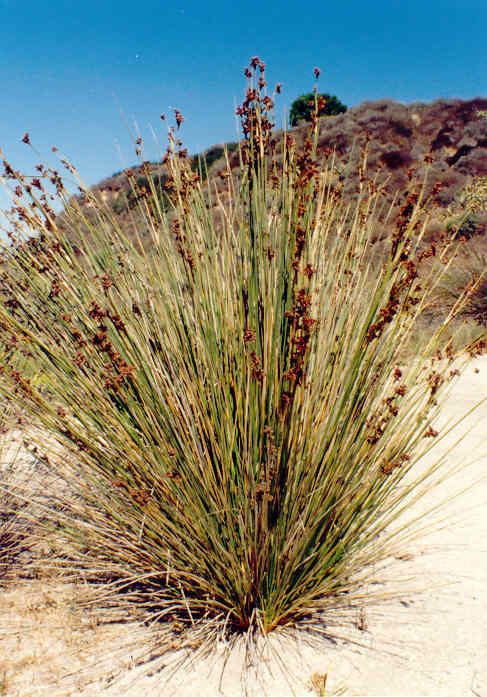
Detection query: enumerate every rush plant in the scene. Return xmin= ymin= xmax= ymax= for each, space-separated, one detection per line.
xmin=0 ymin=58 xmax=484 ymax=658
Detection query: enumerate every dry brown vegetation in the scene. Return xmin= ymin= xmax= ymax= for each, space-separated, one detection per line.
xmin=91 ymin=97 xmax=487 ymax=231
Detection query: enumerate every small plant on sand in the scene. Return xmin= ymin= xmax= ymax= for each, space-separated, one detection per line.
xmin=435 ymin=251 xmax=487 ymax=327
xmin=0 ymin=59 xmax=485 ymax=681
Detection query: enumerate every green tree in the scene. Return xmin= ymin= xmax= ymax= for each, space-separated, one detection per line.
xmin=289 ymin=92 xmax=347 ymax=127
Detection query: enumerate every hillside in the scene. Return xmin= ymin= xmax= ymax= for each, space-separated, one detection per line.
xmin=75 ymin=97 xmax=486 ymax=327
xmin=90 ymin=97 xmax=487 ymax=229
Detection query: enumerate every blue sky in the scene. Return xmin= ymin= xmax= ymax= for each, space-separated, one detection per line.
xmin=1 ymin=0 xmax=486 ymax=208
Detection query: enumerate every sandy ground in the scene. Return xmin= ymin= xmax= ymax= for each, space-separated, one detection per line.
xmin=0 ymin=357 xmax=486 ymax=697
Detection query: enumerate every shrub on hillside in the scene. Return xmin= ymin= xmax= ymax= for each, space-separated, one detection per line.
xmin=289 ymin=92 xmax=347 ymax=126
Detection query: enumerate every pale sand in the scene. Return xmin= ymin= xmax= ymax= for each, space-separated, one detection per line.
xmin=1 ymin=357 xmax=486 ymax=697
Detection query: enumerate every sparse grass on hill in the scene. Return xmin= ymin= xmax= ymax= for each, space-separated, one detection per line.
xmin=0 ymin=58 xmax=485 ymax=686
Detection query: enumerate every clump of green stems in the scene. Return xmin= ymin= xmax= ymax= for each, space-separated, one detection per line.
xmin=0 ymin=58 xmax=484 ymax=646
